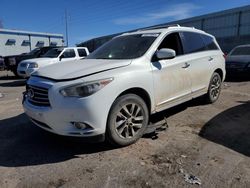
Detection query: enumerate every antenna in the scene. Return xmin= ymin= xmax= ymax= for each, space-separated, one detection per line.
xmin=65 ymin=9 xmax=69 ymax=47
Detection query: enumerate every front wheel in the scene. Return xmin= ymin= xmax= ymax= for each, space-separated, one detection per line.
xmin=106 ymin=94 xmax=149 ymax=147
xmin=205 ymin=72 xmax=222 ymax=103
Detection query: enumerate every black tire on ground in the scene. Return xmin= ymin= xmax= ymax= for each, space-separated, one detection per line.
xmin=106 ymin=94 xmax=149 ymax=147
xmin=205 ymin=72 xmax=222 ymax=104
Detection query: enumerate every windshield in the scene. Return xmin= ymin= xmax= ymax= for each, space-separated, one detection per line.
xmin=42 ymin=48 xmax=63 ymax=58
xmin=28 ymin=48 xmax=40 ymax=55
xmin=230 ymin=46 xmax=250 ymax=56
xmin=86 ymin=33 xmax=159 ymax=60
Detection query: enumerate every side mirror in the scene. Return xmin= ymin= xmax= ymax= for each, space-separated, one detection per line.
xmin=59 ymin=54 xmax=64 ymax=61
xmin=155 ymin=48 xmax=176 ymax=60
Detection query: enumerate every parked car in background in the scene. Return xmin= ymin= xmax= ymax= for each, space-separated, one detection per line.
xmin=0 ymin=55 xmax=4 ymax=70
xmin=226 ymin=45 xmax=250 ymax=76
xmin=17 ymin=47 xmax=89 ymax=78
xmin=4 ymin=46 xmax=60 ymax=77
xmin=23 ymin=26 xmax=225 ymax=146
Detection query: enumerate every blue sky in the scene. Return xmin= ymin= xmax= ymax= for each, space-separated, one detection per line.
xmin=0 ymin=0 xmax=249 ymax=46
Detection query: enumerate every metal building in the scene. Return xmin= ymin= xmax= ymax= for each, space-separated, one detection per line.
xmin=0 ymin=29 xmax=64 ymax=56
xmin=78 ymin=5 xmax=250 ymax=53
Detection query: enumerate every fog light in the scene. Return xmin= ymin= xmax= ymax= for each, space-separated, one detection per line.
xmin=73 ymin=122 xmax=87 ymax=130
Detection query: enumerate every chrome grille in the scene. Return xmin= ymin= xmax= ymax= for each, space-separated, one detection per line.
xmin=27 ymin=85 xmax=50 ymax=107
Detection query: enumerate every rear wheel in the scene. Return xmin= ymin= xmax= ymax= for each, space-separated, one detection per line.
xmin=106 ymin=94 xmax=149 ymax=146
xmin=205 ymin=72 xmax=222 ymax=103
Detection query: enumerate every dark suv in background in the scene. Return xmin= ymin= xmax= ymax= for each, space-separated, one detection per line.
xmin=4 ymin=46 xmax=60 ymax=77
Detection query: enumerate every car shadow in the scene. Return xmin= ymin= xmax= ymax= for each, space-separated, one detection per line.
xmin=0 ymin=80 xmax=26 ymax=87
xmin=225 ymin=75 xmax=250 ymax=82
xmin=149 ymin=97 xmax=208 ymax=124
xmin=0 ymin=113 xmax=114 ymax=167
xmin=0 ymin=74 xmax=17 ymax=80
xmin=0 ymin=98 xmax=210 ymax=167
xmin=199 ymin=101 xmax=250 ymax=156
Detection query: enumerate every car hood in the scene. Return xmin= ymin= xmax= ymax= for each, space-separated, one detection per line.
xmin=32 ymin=59 xmax=132 ymax=81
xmin=226 ymin=55 xmax=250 ymax=64
xmin=21 ymin=57 xmax=54 ymax=63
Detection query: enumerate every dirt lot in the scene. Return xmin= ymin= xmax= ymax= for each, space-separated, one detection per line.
xmin=0 ymin=70 xmax=250 ymax=188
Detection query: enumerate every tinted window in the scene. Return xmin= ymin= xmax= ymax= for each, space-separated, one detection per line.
xmin=28 ymin=48 xmax=40 ymax=56
xmin=86 ymin=33 xmax=159 ymax=60
xmin=201 ymin=34 xmax=218 ymax=50
xmin=182 ymin=32 xmax=205 ymax=54
xmin=230 ymin=47 xmax=250 ymax=56
xmin=39 ymin=48 xmax=53 ymax=56
xmin=63 ymin=49 xmax=76 ymax=58
xmin=158 ymin=32 xmax=183 ymax=56
xmin=78 ymin=49 xmax=87 ymax=57
xmin=43 ymin=48 xmax=64 ymax=58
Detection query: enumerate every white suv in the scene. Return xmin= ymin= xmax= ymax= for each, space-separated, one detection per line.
xmin=23 ymin=26 xmax=225 ymax=146
xmin=17 ymin=47 xmax=89 ymax=78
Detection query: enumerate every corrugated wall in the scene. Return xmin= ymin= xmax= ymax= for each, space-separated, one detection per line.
xmin=78 ymin=5 xmax=250 ymax=53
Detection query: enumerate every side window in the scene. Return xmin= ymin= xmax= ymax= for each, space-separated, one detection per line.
xmin=62 ymin=49 xmax=76 ymax=58
xmin=39 ymin=48 xmax=48 ymax=56
xmin=77 ymin=49 xmax=87 ymax=57
xmin=182 ymin=32 xmax=205 ymax=54
xmin=200 ymin=34 xmax=219 ymax=50
xmin=157 ymin=32 xmax=183 ymax=56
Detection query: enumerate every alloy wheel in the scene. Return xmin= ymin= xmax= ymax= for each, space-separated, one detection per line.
xmin=115 ymin=103 xmax=144 ymax=139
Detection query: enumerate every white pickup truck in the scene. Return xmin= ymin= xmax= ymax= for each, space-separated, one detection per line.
xmin=17 ymin=47 xmax=89 ymax=78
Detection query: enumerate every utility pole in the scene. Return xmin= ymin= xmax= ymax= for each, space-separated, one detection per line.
xmin=65 ymin=9 xmax=69 ymax=47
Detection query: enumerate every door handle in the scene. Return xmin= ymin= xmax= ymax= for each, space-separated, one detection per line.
xmin=208 ymin=57 xmax=214 ymax=61
xmin=182 ymin=62 xmax=190 ymax=68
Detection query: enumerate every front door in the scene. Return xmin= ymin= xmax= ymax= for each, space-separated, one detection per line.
xmin=60 ymin=49 xmax=77 ymax=62
xmin=151 ymin=32 xmax=192 ymax=111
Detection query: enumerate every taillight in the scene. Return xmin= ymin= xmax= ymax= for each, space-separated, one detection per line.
xmin=223 ymin=54 xmax=226 ymax=59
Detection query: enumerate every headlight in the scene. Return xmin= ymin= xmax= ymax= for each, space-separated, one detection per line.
xmin=29 ymin=63 xmax=38 ymax=68
xmin=60 ymin=78 xmax=114 ymax=97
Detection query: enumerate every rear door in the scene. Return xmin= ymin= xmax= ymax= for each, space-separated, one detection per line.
xmin=180 ymin=32 xmax=214 ymax=96
xmin=151 ymin=32 xmax=192 ymax=111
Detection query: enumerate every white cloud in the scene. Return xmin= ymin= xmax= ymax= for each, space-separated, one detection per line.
xmin=113 ymin=3 xmax=200 ymax=25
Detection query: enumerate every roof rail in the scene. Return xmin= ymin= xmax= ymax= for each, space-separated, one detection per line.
xmin=137 ymin=24 xmax=180 ymax=31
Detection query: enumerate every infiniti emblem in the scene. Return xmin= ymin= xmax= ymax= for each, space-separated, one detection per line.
xmin=27 ymin=89 xmax=34 ymax=99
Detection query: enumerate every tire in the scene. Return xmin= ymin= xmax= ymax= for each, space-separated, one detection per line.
xmin=106 ymin=94 xmax=149 ymax=147
xmin=205 ymin=72 xmax=222 ymax=104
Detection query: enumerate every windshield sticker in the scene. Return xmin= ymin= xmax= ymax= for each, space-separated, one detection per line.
xmin=142 ymin=33 xmax=160 ymax=37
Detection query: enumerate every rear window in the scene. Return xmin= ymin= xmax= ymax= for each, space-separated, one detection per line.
xmin=201 ymin=34 xmax=219 ymax=50
xmin=230 ymin=47 xmax=250 ymax=56
xmin=78 ymin=49 xmax=87 ymax=57
xmin=182 ymin=32 xmax=206 ymax=54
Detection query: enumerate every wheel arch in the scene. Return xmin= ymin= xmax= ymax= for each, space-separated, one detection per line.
xmin=116 ymin=87 xmax=152 ymax=114
xmin=214 ymin=68 xmax=223 ymax=81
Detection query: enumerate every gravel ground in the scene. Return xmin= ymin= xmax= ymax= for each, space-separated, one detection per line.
xmin=0 ymin=70 xmax=250 ymax=188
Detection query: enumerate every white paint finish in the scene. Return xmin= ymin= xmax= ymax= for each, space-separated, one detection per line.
xmin=151 ymin=55 xmax=192 ymax=108
xmin=17 ymin=47 xmax=89 ymax=78
xmin=23 ymin=26 xmax=225 ymax=138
